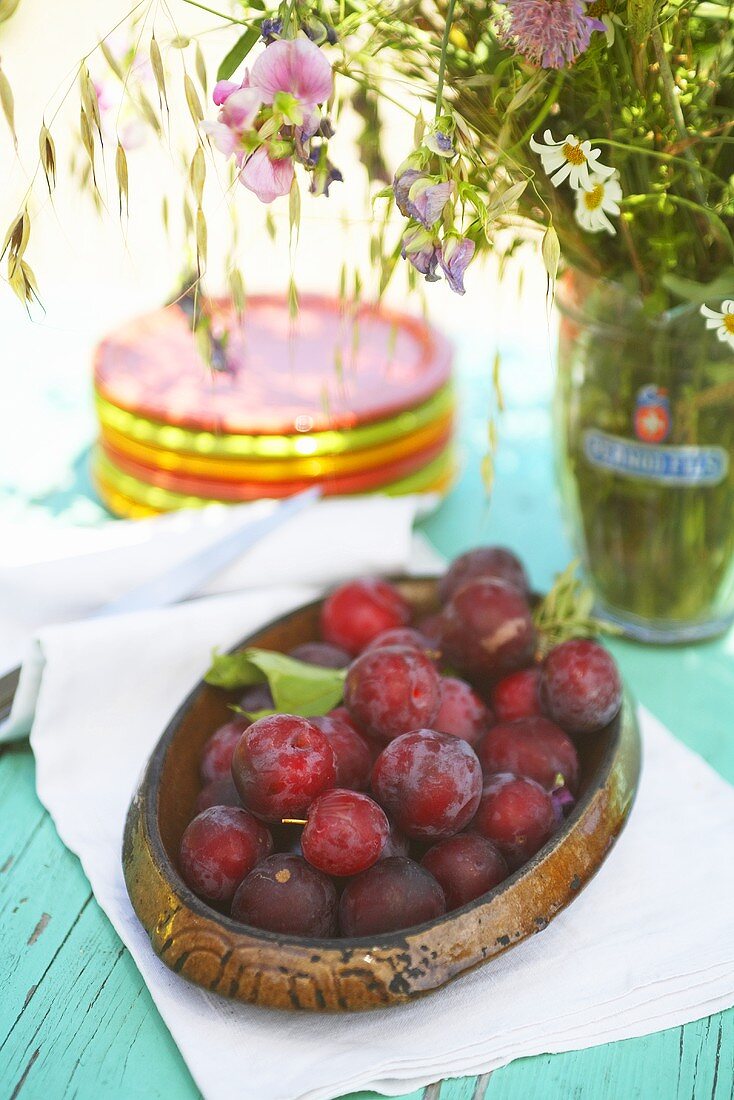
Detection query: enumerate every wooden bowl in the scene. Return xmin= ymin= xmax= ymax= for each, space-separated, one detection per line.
xmin=122 ymin=578 xmax=641 ymax=1011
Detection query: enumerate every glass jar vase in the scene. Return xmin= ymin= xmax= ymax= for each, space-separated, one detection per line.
xmin=554 ymin=270 xmax=734 ymax=643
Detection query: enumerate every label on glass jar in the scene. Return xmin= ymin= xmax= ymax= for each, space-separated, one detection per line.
xmin=583 ymin=429 xmax=729 ymax=486
xmin=633 ymin=385 xmax=671 ymax=443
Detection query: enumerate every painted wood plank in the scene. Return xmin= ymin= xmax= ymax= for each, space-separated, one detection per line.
xmin=0 ymin=750 xmax=48 ymax=880
xmin=480 ymin=1010 xmax=734 ymax=1100
xmin=431 ymin=1075 xmax=492 ymax=1099
xmin=0 ymin=776 xmax=96 ymax=1028
xmin=344 ymin=1091 xmax=424 ymax=1100
xmin=0 ymin=889 xmax=198 ymax=1098
xmin=0 ymin=747 xmax=199 ymax=1100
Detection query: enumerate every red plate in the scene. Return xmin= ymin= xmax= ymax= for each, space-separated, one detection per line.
xmin=94 ymin=295 xmax=453 ymax=436
xmin=100 ymin=429 xmax=451 ymax=501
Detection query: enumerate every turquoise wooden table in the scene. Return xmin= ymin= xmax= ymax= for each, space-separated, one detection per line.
xmin=1 ymin=327 xmax=733 ymax=1100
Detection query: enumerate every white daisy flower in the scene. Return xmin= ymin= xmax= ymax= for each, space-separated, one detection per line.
xmin=530 ymin=129 xmax=615 ymax=190
xmin=701 ymin=301 xmax=734 ymax=350
xmin=574 ymin=172 xmax=623 ymax=235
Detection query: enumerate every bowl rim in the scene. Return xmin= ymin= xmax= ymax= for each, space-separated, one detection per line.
xmin=138 ymin=581 xmax=639 ymax=951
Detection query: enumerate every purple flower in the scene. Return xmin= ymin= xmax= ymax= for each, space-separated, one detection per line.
xmin=393 ymin=172 xmax=453 ymax=227
xmin=438 ymin=236 xmax=475 ymax=294
xmin=303 ymin=18 xmax=338 ymax=45
xmin=309 ymin=158 xmax=343 ymax=197
xmin=410 ymin=178 xmax=454 ymax=228
xmin=425 ymin=130 xmax=455 ymax=157
xmin=260 ymin=17 xmax=283 ymax=42
xmin=393 ymin=169 xmax=425 ymax=218
xmin=501 ymin=0 xmax=604 ymax=69
xmin=401 ymin=227 xmax=441 ymax=282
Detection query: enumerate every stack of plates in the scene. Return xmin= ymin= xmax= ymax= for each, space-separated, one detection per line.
xmin=92 ymin=295 xmax=456 ymax=518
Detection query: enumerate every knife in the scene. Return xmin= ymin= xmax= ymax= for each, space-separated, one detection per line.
xmin=0 ymin=486 xmax=321 ymax=729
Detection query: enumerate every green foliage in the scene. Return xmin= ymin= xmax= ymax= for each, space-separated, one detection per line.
xmin=205 ymin=647 xmax=346 ymax=716
xmin=217 ymin=26 xmax=260 ymax=81
xmin=367 ymin=0 xmax=734 ymax=303
xmin=533 ymin=562 xmax=615 ymax=654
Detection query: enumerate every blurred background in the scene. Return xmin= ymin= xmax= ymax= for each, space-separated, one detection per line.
xmin=0 ymin=0 xmax=563 ymax=586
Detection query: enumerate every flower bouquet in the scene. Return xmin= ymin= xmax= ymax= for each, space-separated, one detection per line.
xmin=371 ymin=0 xmax=734 ymax=639
xmin=3 ymin=0 xmax=734 ymax=638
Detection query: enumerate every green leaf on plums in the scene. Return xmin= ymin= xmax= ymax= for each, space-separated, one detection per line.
xmin=534 ymin=561 xmax=621 ymax=655
xmin=205 ymin=647 xmax=346 ymax=717
xmin=230 ymin=705 xmax=276 ymax=722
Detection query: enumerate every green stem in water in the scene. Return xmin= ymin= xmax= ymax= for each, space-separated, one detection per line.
xmin=434 ymin=0 xmax=457 ymax=121
xmin=651 ymin=25 xmax=707 ymax=207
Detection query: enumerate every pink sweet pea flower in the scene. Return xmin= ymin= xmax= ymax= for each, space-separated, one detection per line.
xmin=250 ymin=38 xmax=333 ymax=111
xmin=220 ymin=86 xmax=262 ymax=130
xmin=212 ymin=79 xmax=239 ymax=105
xmin=200 ymin=120 xmax=240 ymax=158
xmin=201 ymin=81 xmax=262 ymax=159
xmin=240 ymin=146 xmax=295 ymax=203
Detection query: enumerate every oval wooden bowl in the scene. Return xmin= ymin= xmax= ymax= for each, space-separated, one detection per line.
xmin=122 ymin=578 xmax=642 ymax=1012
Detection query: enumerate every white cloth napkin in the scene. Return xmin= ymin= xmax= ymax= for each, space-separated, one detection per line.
xmin=0 ymin=495 xmax=440 ymax=740
xmin=17 ymin=530 xmax=734 ymax=1100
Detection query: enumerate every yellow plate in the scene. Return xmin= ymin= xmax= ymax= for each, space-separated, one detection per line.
xmin=94 ymin=463 xmax=456 ymax=519
xmin=94 ymin=383 xmax=455 ymax=460
xmin=92 ymin=445 xmax=456 ymax=515
xmin=94 ymin=479 xmax=160 ymax=519
xmin=100 ymin=410 xmax=454 ymax=483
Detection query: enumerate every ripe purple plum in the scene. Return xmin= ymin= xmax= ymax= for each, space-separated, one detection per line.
xmin=179 ymin=806 xmax=272 ymax=903
xmin=421 ymin=833 xmax=508 ymax=909
xmin=472 ymin=773 xmax=556 ymax=869
xmin=195 ymin=775 xmax=242 ymax=813
xmin=289 ymin=641 xmax=351 ymax=668
xmin=344 ymin=645 xmax=440 ymax=743
xmin=371 ymin=729 xmax=483 ymax=839
xmin=491 ymin=667 xmax=543 ymax=722
xmin=433 ymin=676 xmax=494 ymax=747
xmin=540 ymin=639 xmax=623 ymax=734
xmin=239 ymin=683 xmax=275 ymax=714
xmin=439 ymin=546 xmax=529 ymax=603
xmin=200 ymin=717 xmax=250 ymax=784
xmin=320 ymin=578 xmax=411 ymax=655
xmin=415 ymin=611 xmax=445 ymax=646
xmin=365 ymin=626 xmax=435 ymax=657
xmin=311 ymin=714 xmax=373 ymax=790
xmin=441 ymin=578 xmax=536 ymax=685
xmin=231 ymin=854 xmax=337 ymax=936
xmin=231 ymin=714 xmax=336 ymax=822
xmin=302 ymin=789 xmax=389 ymax=876
xmin=339 ymin=857 xmax=446 ymax=936
xmin=478 ymin=716 xmax=579 ymax=793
